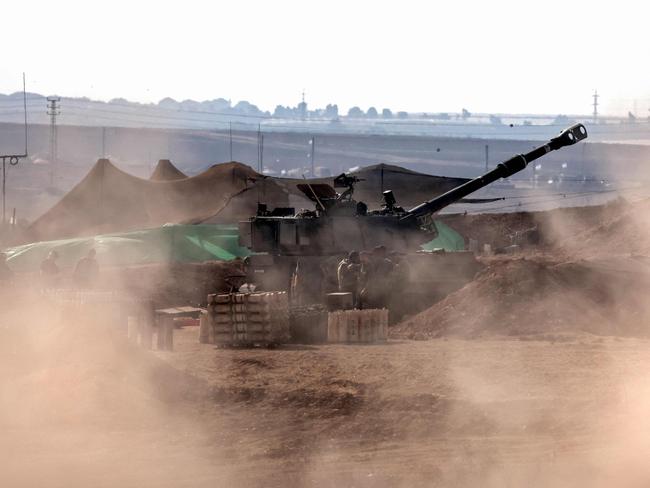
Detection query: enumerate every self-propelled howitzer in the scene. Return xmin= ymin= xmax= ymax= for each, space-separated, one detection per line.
xmin=239 ymin=124 xmax=588 ymax=257
xmin=403 ymin=123 xmax=588 ymax=220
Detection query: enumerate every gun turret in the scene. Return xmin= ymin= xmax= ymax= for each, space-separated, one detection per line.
xmin=403 ymin=124 xmax=588 ymax=220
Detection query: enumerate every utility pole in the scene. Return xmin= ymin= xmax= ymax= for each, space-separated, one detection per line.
xmin=229 ymin=121 xmax=233 ymax=161
xmin=1 ymin=73 xmax=29 ymax=228
xmin=101 ymin=127 xmax=106 ymax=158
xmin=47 ymin=96 xmax=61 ymax=186
xmin=300 ymin=90 xmax=307 ymax=121
xmin=592 ymin=90 xmax=599 ymax=123
xmin=310 ymin=136 xmax=315 ymax=177
xmin=484 ymin=144 xmax=489 ymax=171
xmin=260 ymin=134 xmax=264 ymax=172
xmin=257 ymin=124 xmax=263 ymax=173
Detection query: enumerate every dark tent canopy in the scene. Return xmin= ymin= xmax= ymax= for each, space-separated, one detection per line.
xmin=149 ymin=159 xmax=188 ymax=181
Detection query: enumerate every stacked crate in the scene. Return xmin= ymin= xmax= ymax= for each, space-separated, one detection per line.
xmin=205 ymin=292 xmax=290 ymax=346
xmin=327 ymin=308 xmax=388 ymax=343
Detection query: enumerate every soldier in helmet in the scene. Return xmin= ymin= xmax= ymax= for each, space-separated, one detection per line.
xmin=40 ymin=250 xmax=61 ymax=288
xmin=73 ymin=248 xmax=99 ymax=288
xmin=337 ymin=250 xmax=362 ymax=307
xmin=360 ymin=245 xmax=394 ymax=309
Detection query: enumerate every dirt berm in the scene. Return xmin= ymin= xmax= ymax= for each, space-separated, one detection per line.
xmin=392 ymin=255 xmax=650 ymax=340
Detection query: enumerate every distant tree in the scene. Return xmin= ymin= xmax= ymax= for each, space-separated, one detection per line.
xmin=234 ymin=100 xmax=263 ymax=115
xmin=347 ymin=106 xmax=364 ymax=118
xmin=381 ymin=108 xmax=393 ymax=118
xmin=397 ymin=111 xmax=408 ymax=119
xmin=628 ymin=111 xmax=637 ymax=123
xmin=157 ymin=97 xmax=179 ymax=109
xmin=461 ymin=108 xmax=471 ymax=120
xmin=324 ymin=103 xmax=338 ymax=118
xmin=202 ymin=98 xmax=231 ymax=111
xmin=110 ymin=97 xmax=131 ymax=105
xmin=180 ymin=99 xmax=202 ymax=111
xmin=436 ymin=112 xmax=450 ymax=120
xmin=523 ymin=120 xmax=532 ymax=126
xmin=309 ymin=108 xmax=324 ymax=118
xmin=366 ymin=107 xmax=378 ymax=118
xmin=274 ymin=105 xmax=292 ymax=118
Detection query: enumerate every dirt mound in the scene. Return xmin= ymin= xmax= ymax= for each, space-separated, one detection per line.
xmin=149 ymin=159 xmax=188 ymax=181
xmin=439 ymin=199 xmax=628 ymax=251
xmin=560 ymin=198 xmax=650 ymax=256
xmin=392 ymin=255 xmax=650 ymax=339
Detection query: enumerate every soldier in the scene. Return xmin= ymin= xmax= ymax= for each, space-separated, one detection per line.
xmin=40 ymin=250 xmax=60 ymax=288
xmin=337 ymin=251 xmax=362 ymax=307
xmin=360 ymin=245 xmax=394 ymax=309
xmin=321 ymin=256 xmax=340 ymax=295
xmin=73 ymin=248 xmax=99 ymax=288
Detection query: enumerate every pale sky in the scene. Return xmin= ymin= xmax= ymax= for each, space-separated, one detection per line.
xmin=1 ymin=0 xmax=648 ymax=116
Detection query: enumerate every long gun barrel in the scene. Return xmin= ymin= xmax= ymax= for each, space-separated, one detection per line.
xmin=402 ymin=123 xmax=588 ymax=220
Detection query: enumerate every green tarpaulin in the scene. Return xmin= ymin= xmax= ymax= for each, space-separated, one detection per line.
xmin=421 ymin=221 xmax=466 ymax=252
xmin=4 ymin=220 xmax=464 ymax=274
xmin=4 ymin=224 xmax=251 ymax=273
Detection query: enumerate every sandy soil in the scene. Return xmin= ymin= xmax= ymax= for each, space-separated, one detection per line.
xmin=148 ymin=328 xmax=650 ymax=487
xmin=5 ymin=315 xmax=650 ymax=487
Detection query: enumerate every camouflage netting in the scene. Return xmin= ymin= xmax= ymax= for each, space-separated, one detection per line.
xmin=6 ymin=224 xmax=250 ymax=273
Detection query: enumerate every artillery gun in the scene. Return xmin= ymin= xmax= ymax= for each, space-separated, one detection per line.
xmin=239 ymin=124 xmax=588 ymax=310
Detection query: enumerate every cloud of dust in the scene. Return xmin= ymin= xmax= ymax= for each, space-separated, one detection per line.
xmin=423 ymin=189 xmax=650 ymax=486
xmin=0 ymin=287 xmax=245 ymax=488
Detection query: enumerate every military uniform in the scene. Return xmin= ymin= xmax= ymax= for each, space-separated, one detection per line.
xmin=360 ymin=247 xmax=394 ymax=309
xmin=337 ymin=251 xmax=362 ymax=307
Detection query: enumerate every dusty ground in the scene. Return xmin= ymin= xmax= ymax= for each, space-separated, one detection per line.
xmin=156 ymin=329 xmax=650 ymax=487
xmin=5 ymin=196 xmax=650 ymax=487
xmin=5 ymin=309 xmax=650 ymax=488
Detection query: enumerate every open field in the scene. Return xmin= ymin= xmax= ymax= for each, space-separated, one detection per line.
xmin=4 ymin=315 xmax=650 ymax=487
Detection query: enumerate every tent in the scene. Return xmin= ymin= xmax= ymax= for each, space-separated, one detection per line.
xmin=26 ymin=160 xmax=297 ymax=242
xmin=26 ymin=160 xmax=474 ymax=243
xmin=149 ymin=159 xmax=188 ymax=181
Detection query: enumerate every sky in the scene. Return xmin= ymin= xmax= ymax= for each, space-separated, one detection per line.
xmin=1 ymin=0 xmax=648 ymax=116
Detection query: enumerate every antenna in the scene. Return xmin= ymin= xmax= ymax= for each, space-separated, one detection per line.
xmin=592 ymin=90 xmax=599 ymax=123
xmin=1 ymin=73 xmax=29 ymax=227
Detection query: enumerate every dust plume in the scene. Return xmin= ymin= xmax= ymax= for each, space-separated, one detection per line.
xmin=0 ymin=288 xmax=248 ymax=488
xmin=386 ymin=188 xmax=650 ymax=486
